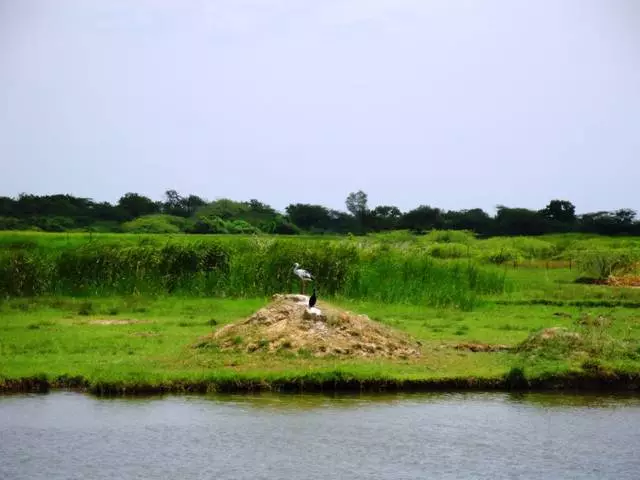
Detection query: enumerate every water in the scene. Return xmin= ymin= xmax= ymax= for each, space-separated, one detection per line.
xmin=1 ymin=392 xmax=640 ymax=480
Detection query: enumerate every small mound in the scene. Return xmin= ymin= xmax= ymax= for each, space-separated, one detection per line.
xmin=606 ymin=275 xmax=640 ymax=288
xmin=198 ymin=294 xmax=421 ymax=359
xmin=516 ymin=327 xmax=581 ymax=352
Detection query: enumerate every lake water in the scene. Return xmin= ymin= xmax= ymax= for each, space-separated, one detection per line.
xmin=1 ymin=392 xmax=640 ymax=479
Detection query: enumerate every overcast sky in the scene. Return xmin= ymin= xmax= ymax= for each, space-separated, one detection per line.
xmin=1 ymin=0 xmax=638 ymax=214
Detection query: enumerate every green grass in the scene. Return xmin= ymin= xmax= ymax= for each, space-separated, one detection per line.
xmin=0 ymin=234 xmax=508 ymax=309
xmin=2 ymin=295 xmax=640 ymax=393
xmin=2 ymin=230 xmax=640 ymax=393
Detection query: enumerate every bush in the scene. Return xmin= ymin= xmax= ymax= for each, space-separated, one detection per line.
xmin=511 ymin=238 xmax=556 ymax=260
xmin=425 ymin=229 xmax=475 ymax=244
xmin=480 ymin=248 xmax=520 ymax=265
xmin=187 ymin=215 xmax=229 ymax=234
xmin=427 ymin=243 xmax=469 ymax=259
xmin=122 ymin=215 xmax=184 ymax=234
xmin=0 ymin=217 xmax=26 ymax=231
xmin=226 ymin=220 xmax=261 ymax=234
xmin=577 ymin=250 xmax=639 ymax=280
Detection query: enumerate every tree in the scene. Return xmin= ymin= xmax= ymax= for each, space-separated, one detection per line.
xmin=580 ymin=209 xmax=638 ymax=235
xmin=614 ymin=208 xmax=636 ymax=225
xmin=117 ymin=193 xmax=160 ymax=220
xmin=183 ymin=195 xmax=207 ymax=216
xmin=346 ymin=190 xmax=369 ymax=233
xmin=400 ymin=205 xmax=443 ymax=233
xmin=285 ymin=204 xmax=332 ymax=232
xmin=443 ymin=208 xmax=494 ymax=234
xmin=199 ymin=199 xmax=250 ymax=220
xmin=345 ymin=190 xmax=368 ymax=218
xmin=0 ymin=196 xmax=16 ymax=217
xmin=540 ymin=200 xmax=576 ymax=224
xmin=495 ymin=206 xmax=550 ymax=235
xmin=369 ymin=205 xmax=402 ymax=231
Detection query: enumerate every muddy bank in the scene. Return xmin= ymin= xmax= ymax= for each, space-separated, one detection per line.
xmin=3 ymin=371 xmax=640 ymax=396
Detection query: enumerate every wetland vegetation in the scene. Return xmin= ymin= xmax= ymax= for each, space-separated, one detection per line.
xmin=1 ymin=229 xmax=640 ymax=394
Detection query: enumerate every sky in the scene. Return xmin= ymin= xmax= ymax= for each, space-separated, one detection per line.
xmin=1 ymin=0 xmax=639 ymax=214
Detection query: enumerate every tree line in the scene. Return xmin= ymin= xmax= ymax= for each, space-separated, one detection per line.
xmin=0 ymin=190 xmax=638 ymax=236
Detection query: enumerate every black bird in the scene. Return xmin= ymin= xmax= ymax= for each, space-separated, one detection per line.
xmin=308 ymin=287 xmax=317 ymax=309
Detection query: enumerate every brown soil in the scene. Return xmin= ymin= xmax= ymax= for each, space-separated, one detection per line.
xmin=89 ymin=319 xmax=148 ymax=325
xmin=606 ymin=275 xmax=640 ymax=287
xmin=453 ymin=342 xmax=511 ymax=353
xmin=575 ymin=275 xmax=640 ymax=288
xmin=197 ymin=294 xmax=422 ymax=359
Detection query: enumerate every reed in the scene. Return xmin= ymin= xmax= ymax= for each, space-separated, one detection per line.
xmin=0 ymin=237 xmax=507 ymax=308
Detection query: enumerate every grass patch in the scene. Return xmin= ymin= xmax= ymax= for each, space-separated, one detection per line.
xmin=1 ymin=295 xmax=639 ymax=393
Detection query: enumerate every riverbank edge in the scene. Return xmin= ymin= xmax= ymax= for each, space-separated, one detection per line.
xmin=2 ymin=370 xmax=640 ymax=396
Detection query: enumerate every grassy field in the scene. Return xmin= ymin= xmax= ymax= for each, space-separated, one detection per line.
xmin=1 ymin=231 xmax=640 ymax=394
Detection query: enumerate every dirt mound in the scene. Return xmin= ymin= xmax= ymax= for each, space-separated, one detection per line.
xmin=606 ymin=275 xmax=640 ymax=287
xmin=516 ymin=327 xmax=581 ymax=352
xmin=198 ymin=294 xmax=421 ymax=359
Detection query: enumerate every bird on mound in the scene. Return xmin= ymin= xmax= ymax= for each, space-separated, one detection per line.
xmin=308 ymin=286 xmax=317 ymax=309
xmin=292 ymin=262 xmax=314 ymax=295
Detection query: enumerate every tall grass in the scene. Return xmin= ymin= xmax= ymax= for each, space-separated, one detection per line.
xmin=0 ymin=237 xmax=507 ymax=308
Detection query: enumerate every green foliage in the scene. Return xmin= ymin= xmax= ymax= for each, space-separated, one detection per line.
xmin=226 ymin=220 xmax=260 ymax=234
xmin=540 ymin=199 xmax=576 ymax=224
xmin=121 ymin=215 xmax=186 ymax=234
xmin=510 ymin=238 xmax=556 ymax=260
xmin=0 ymin=217 xmax=26 ymax=230
xmin=188 ymin=215 xmax=229 ymax=234
xmin=0 ymin=236 xmax=507 ymax=308
xmin=425 ymin=229 xmax=475 ymax=244
xmin=480 ymin=248 xmax=521 ymax=265
xmin=427 ymin=243 xmax=469 ymax=259
xmin=117 ymin=192 xmax=160 ymax=219
xmin=577 ymin=250 xmax=640 ymax=280
xmin=3 ymin=191 xmax=640 ymax=237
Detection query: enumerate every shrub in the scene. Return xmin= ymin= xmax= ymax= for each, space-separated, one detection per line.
xmin=425 ymin=229 xmax=475 ymax=244
xmin=187 ymin=215 xmax=229 ymax=234
xmin=511 ymin=238 xmax=556 ymax=260
xmin=480 ymin=248 xmax=520 ymax=265
xmin=226 ymin=220 xmax=261 ymax=235
xmin=427 ymin=243 xmax=469 ymax=259
xmin=577 ymin=250 xmax=639 ymax=280
xmin=122 ymin=215 xmax=183 ymax=234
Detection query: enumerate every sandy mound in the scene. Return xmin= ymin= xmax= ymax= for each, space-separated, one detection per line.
xmin=89 ymin=319 xmax=147 ymax=325
xmin=198 ymin=294 xmax=421 ymax=358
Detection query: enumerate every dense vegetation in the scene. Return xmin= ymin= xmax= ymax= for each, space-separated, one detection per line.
xmin=2 ymin=230 xmax=640 ymax=393
xmin=1 ymin=190 xmax=638 ymax=236
xmin=0 ymin=232 xmax=509 ymax=309
xmin=1 ymin=230 xmax=639 ymax=305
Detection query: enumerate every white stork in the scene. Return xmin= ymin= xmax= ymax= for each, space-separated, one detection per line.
xmin=292 ymin=262 xmax=314 ymax=294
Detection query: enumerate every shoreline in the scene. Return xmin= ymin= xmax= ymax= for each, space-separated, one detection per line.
xmin=3 ymin=371 xmax=640 ymax=396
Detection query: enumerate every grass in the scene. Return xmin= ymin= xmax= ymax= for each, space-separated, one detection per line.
xmin=1 ymin=230 xmax=640 ymax=394
xmin=1 ymin=294 xmax=640 ymax=394
xmin=0 ymin=234 xmax=508 ymax=309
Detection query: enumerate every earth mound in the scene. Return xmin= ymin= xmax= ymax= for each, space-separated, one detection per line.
xmin=516 ymin=327 xmax=582 ymax=352
xmin=199 ymin=294 xmax=421 ymax=359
